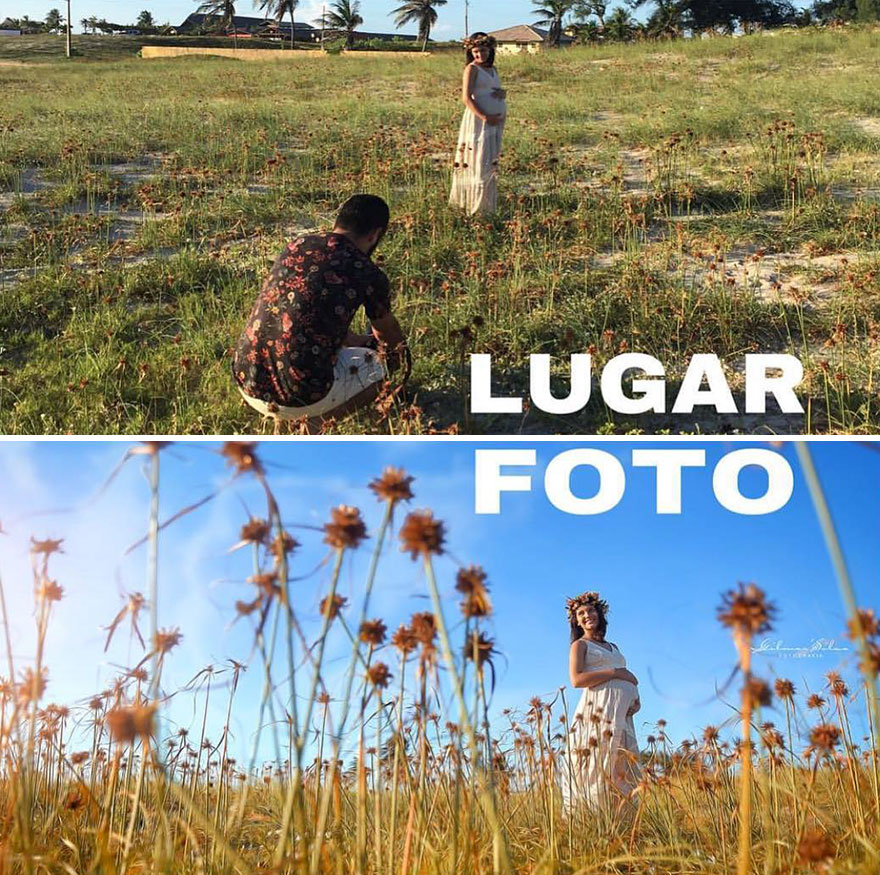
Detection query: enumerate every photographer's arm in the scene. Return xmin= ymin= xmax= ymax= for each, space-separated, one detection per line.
xmin=370 ymin=312 xmax=408 ymax=374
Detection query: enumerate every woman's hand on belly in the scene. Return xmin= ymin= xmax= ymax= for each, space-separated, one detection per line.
xmin=614 ymin=668 xmax=639 ymax=686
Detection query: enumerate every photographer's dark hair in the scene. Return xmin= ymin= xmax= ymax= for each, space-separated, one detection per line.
xmin=465 ymin=32 xmax=496 ymax=67
xmin=335 ymin=194 xmax=390 ymax=237
xmin=569 ymin=603 xmax=608 ymax=643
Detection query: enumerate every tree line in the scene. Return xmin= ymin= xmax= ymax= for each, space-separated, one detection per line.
xmin=5 ymin=0 xmax=877 ymax=44
xmin=4 ymin=10 xmax=170 ymax=34
xmin=536 ymin=0 xmax=880 ymax=44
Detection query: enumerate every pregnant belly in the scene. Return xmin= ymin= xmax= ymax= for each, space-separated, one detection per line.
xmin=607 ymin=679 xmax=638 ymax=712
xmin=476 ymin=93 xmax=506 ymax=117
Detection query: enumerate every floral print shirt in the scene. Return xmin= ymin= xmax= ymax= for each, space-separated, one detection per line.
xmin=233 ymin=232 xmax=392 ymax=406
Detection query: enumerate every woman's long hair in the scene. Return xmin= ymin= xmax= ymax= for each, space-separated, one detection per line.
xmin=569 ymin=604 xmax=608 ymax=643
xmin=464 ymin=32 xmax=496 ymax=67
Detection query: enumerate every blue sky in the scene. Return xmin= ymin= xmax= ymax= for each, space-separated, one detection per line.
xmin=0 ymin=439 xmax=876 ymax=765
xmin=10 ymin=0 xmax=555 ymax=36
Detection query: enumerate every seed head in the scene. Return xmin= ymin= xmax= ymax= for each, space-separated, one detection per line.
xmin=809 ymin=723 xmax=840 ymax=753
xmin=410 ymin=612 xmax=437 ymax=647
xmin=796 ymin=829 xmax=835 ymax=865
xmin=774 ymin=678 xmax=796 ymax=701
xmin=271 ymin=530 xmax=299 ymax=560
xmin=319 ymin=594 xmax=348 ymax=620
xmin=360 ymin=619 xmax=387 ymax=647
xmin=455 ymin=565 xmax=492 ymax=618
xmin=18 ymin=668 xmax=48 ymax=706
xmin=807 ymin=694 xmax=826 ymax=710
xmin=369 ymin=467 xmax=414 ymax=504
xmin=37 ymin=580 xmax=64 ymax=602
xmin=30 ymin=537 xmax=64 ymax=557
xmin=463 ymin=630 xmax=497 ymax=670
xmin=155 ymin=627 xmax=182 ymax=655
xmin=239 ymin=518 xmax=271 ymax=546
xmin=323 ymin=506 xmax=367 ymax=550
xmin=222 ymin=441 xmax=263 ymax=476
xmin=400 ymin=511 xmax=446 ymax=559
xmin=743 ymin=677 xmax=772 ymax=708
xmin=718 ymin=583 xmax=775 ymax=637
xmin=106 ymin=703 xmax=156 ymax=744
xmin=848 ymin=608 xmax=879 ymax=640
xmin=826 ymin=672 xmax=848 ymax=697
xmin=366 ymin=662 xmax=392 ymax=689
xmin=391 ymin=623 xmax=418 ymax=655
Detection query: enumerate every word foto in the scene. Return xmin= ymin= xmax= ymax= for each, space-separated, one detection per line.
xmin=470 ymin=353 xmax=804 ymax=415
xmin=474 ymin=448 xmax=794 ymax=516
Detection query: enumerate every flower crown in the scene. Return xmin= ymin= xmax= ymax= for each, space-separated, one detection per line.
xmin=565 ymin=591 xmax=609 ymax=620
xmin=463 ymin=34 xmax=496 ymax=51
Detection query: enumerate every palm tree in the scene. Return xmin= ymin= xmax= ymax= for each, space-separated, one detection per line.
xmin=256 ymin=0 xmax=299 ymax=48
xmin=572 ymin=18 xmax=601 ymax=41
xmin=315 ymin=0 xmax=362 ymax=49
xmin=17 ymin=15 xmax=39 ymax=32
xmin=44 ymin=8 xmax=64 ymax=33
xmin=644 ymin=0 xmax=684 ymax=38
xmin=603 ymin=5 xmax=635 ymax=40
xmin=573 ymin=0 xmax=606 ymax=27
xmin=531 ymin=0 xmax=574 ymax=47
xmin=197 ymin=0 xmax=239 ymax=46
xmin=390 ymin=0 xmax=447 ymax=51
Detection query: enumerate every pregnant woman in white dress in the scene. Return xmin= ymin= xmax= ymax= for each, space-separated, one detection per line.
xmin=562 ymin=591 xmax=641 ymax=813
xmin=449 ymin=32 xmax=506 ymax=215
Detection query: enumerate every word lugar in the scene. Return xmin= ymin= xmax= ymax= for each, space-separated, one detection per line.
xmin=470 ymin=353 xmax=804 ymax=415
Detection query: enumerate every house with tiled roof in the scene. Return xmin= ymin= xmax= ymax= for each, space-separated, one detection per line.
xmin=488 ymin=23 xmax=574 ymax=53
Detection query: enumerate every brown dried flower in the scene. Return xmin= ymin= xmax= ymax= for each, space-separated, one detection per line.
xmin=366 ymin=662 xmax=392 ymax=689
xmin=222 ymin=441 xmax=263 ymax=476
xmin=718 ymin=583 xmax=775 ymax=637
xmin=360 ymin=619 xmax=387 ymax=647
xmin=106 ymin=703 xmax=157 ymax=744
xmin=271 ymin=530 xmax=299 ymax=560
xmin=808 ymin=723 xmax=840 ymax=753
xmin=155 ymin=627 xmax=182 ymax=655
xmin=463 ymin=630 xmax=497 ymax=669
xmin=369 ymin=467 xmax=414 ymax=504
xmin=743 ymin=677 xmax=772 ymax=708
xmin=774 ymin=678 xmax=796 ymax=701
xmin=848 ymin=608 xmax=879 ymax=640
xmin=410 ymin=612 xmax=437 ymax=647
xmin=796 ymin=828 xmax=835 ymax=865
xmin=239 ymin=518 xmax=271 ymax=546
xmin=400 ymin=511 xmax=445 ymax=559
xmin=323 ymin=506 xmax=368 ymax=550
xmin=320 ymin=594 xmax=348 ymax=620
xmin=455 ymin=565 xmax=492 ymax=618
xmin=30 ymin=537 xmax=64 ymax=557
xmin=391 ymin=624 xmax=418 ymax=656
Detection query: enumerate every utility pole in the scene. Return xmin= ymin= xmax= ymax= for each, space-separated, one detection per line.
xmin=65 ymin=0 xmax=72 ymax=56
xmin=320 ymin=4 xmax=325 ymax=48
xmin=464 ymin=0 xmax=468 ymax=38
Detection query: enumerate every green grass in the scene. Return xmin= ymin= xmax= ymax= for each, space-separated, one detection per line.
xmin=2 ymin=27 xmax=880 ymax=433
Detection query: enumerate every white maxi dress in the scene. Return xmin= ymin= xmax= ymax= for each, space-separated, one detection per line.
xmin=561 ymin=639 xmax=641 ymax=811
xmin=449 ymin=64 xmax=506 ymax=215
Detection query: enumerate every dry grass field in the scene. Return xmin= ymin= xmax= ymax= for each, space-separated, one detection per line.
xmin=0 ymin=441 xmax=878 ymax=873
